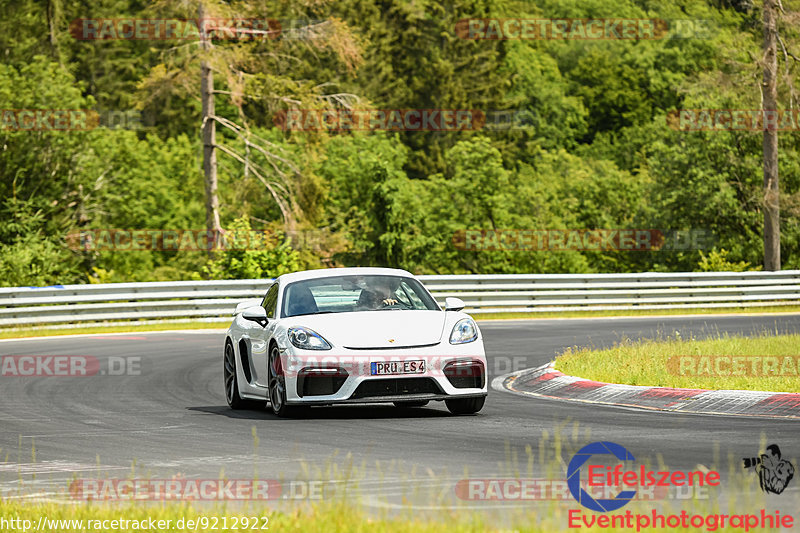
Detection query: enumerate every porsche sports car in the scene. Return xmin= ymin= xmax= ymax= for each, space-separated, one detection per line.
xmin=223 ymin=267 xmax=487 ymax=417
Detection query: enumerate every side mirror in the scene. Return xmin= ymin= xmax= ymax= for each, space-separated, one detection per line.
xmin=241 ymin=306 xmax=268 ymax=327
xmin=235 ymin=298 xmax=262 ymax=315
xmin=444 ymin=297 xmax=466 ymax=311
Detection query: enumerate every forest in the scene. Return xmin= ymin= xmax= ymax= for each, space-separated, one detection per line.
xmin=1 ymin=0 xmax=798 ymax=286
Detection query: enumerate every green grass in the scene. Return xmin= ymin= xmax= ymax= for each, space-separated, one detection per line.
xmin=0 ymin=496 xmax=762 ymax=533
xmin=0 ymin=321 xmax=231 ymax=340
xmin=0 ymin=451 xmax=788 ymax=533
xmin=0 ymin=501 xmax=496 ymax=532
xmin=555 ymin=332 xmax=800 ymax=393
xmin=3 ymin=306 xmax=800 ymax=340
xmin=471 ymin=304 xmax=800 ymax=321
xmin=0 ymin=428 xmax=791 ymax=532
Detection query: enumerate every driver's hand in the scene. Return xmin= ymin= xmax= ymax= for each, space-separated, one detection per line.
xmin=382 ymin=298 xmax=398 ymax=306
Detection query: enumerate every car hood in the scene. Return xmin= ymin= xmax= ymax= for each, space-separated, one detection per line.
xmin=285 ymin=310 xmax=447 ymax=349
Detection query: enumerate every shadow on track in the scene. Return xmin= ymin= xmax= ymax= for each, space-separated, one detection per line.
xmin=188 ymin=404 xmax=458 ymax=420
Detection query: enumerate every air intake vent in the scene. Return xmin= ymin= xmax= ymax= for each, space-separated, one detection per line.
xmin=350 ymin=378 xmax=443 ymax=399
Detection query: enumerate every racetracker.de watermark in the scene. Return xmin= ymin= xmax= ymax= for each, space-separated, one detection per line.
xmin=452 ymin=229 xmax=717 ymax=252
xmin=668 ymin=109 xmax=800 ymax=132
xmin=667 ymin=355 xmax=800 ymax=377
xmin=69 ymin=18 xmax=329 ymax=41
xmin=1 ymin=109 xmax=142 ymax=131
xmin=66 ymin=229 xmax=292 ymax=252
xmin=454 ymin=478 xmax=713 ymax=501
xmin=273 ymin=108 xmax=554 ymax=132
xmin=68 ymin=479 xmax=329 ymax=501
xmin=274 ymin=109 xmax=486 ymax=132
xmin=455 ymin=18 xmax=713 ymax=40
xmin=0 ymin=356 xmax=141 ymax=377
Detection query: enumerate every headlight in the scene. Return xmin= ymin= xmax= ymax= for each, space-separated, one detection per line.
xmin=288 ymin=327 xmax=332 ymax=350
xmin=449 ymin=318 xmax=478 ymax=344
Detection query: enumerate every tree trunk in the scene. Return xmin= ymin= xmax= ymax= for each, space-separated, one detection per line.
xmin=199 ymin=3 xmax=222 ymax=258
xmin=762 ymin=0 xmax=780 ymax=270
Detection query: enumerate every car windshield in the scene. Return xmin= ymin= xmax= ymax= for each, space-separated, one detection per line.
xmin=281 ymin=275 xmax=440 ymax=317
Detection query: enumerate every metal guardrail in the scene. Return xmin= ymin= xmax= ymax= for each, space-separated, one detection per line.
xmin=1 ymin=271 xmax=799 ymax=327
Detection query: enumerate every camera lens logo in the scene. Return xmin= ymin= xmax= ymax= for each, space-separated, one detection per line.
xmin=742 ymin=444 xmax=795 ymax=495
xmin=567 ymin=441 xmax=637 ymax=512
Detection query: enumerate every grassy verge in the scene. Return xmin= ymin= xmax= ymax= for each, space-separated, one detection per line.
xmin=0 ymin=322 xmax=231 ymax=340
xmin=471 ymin=304 xmax=800 ymax=321
xmin=555 ymin=333 xmax=800 ymax=393
xmin=3 ymin=306 xmax=800 ymax=340
xmin=0 ymin=501 xmax=494 ymax=533
xmin=0 ymin=428 xmax=789 ymax=532
xmin=0 ymin=464 xmax=783 ymax=533
xmin=0 ymin=496 xmax=752 ymax=533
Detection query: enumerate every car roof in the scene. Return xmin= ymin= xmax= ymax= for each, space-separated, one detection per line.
xmin=277 ymin=267 xmax=415 ymax=285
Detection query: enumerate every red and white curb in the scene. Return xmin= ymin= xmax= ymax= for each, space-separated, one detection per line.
xmin=492 ymin=362 xmax=800 ymax=419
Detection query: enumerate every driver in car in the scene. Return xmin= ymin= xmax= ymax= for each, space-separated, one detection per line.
xmin=357 ymin=277 xmax=400 ymax=310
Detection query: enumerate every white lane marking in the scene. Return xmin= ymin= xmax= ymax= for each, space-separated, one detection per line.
xmin=0 ymin=329 xmax=227 ymax=343
xmin=0 ymin=461 xmax=128 ymax=474
xmin=358 ymin=493 xmax=528 ymax=510
xmin=147 ymin=455 xmax=309 ymax=467
xmin=20 ymin=424 xmax=194 ymax=439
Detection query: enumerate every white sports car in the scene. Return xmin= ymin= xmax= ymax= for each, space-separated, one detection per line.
xmin=223 ymin=267 xmax=487 ymax=417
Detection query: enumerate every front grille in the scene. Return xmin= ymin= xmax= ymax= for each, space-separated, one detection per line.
xmin=444 ymin=360 xmax=485 ymax=389
xmin=350 ymin=378 xmax=443 ymax=399
xmin=297 ymin=368 xmax=348 ymax=397
xmin=342 ymin=342 xmax=440 ymax=350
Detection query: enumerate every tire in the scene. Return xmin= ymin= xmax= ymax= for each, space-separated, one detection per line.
xmin=445 ymin=396 xmax=485 ymax=415
xmin=224 ymin=341 xmax=250 ymax=409
xmin=268 ymin=344 xmax=303 ymax=418
xmin=393 ymin=400 xmax=429 ymax=408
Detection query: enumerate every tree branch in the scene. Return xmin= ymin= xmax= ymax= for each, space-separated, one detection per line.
xmin=215 ymin=143 xmax=293 ymax=225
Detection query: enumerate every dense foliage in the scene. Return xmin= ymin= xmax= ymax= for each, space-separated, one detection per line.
xmin=0 ymin=0 xmax=798 ymax=285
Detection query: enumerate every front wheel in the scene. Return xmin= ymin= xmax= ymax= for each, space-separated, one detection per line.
xmin=224 ymin=342 xmax=250 ymax=409
xmin=445 ymin=396 xmax=485 ymax=415
xmin=268 ymin=345 xmax=303 ymax=418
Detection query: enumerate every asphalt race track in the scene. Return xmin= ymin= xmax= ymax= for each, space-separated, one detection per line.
xmin=1 ymin=314 xmax=799 ymax=518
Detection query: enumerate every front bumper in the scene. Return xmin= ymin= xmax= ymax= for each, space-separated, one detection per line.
xmin=281 ymin=344 xmax=487 ymax=405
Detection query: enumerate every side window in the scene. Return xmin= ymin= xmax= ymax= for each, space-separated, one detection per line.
xmin=261 ymin=284 xmax=279 ymax=318
xmin=399 ymin=281 xmax=425 ymax=309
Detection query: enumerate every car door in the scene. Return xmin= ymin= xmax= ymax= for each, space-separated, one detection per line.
xmin=249 ymin=283 xmax=279 ymax=387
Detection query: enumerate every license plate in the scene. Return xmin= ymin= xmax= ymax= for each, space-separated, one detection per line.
xmin=371 ymin=360 xmax=425 ymax=375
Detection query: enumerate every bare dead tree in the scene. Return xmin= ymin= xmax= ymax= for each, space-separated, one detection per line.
xmin=142 ymin=1 xmax=361 ymax=246
xmin=762 ymin=0 xmax=780 ymax=270
xmin=199 ymin=2 xmax=223 ymax=258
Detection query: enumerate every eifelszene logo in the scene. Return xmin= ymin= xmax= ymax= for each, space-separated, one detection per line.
xmin=568 ymin=441 xmax=637 ymax=512
xmin=567 ymin=441 xmax=720 ymax=512
xmin=742 ymin=444 xmax=795 ymax=494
